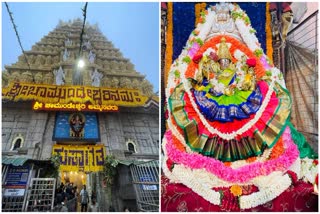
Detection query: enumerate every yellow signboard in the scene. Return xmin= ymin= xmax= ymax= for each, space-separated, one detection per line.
xmin=32 ymin=101 xmax=119 ymax=112
xmin=52 ymin=144 xmax=105 ymax=173
xmin=3 ymin=82 xmax=148 ymax=107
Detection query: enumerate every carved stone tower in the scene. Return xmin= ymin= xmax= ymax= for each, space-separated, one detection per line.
xmin=3 ymin=18 xmax=154 ymax=97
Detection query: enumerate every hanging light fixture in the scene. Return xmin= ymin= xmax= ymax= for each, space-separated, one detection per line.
xmin=78 ymin=58 xmax=85 ymax=68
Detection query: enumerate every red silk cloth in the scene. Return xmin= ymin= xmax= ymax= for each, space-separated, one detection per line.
xmin=161 ymin=175 xmax=318 ymax=212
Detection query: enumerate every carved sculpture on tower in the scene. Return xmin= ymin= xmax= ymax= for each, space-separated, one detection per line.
xmin=3 ymin=19 xmax=154 ymax=97
xmin=91 ymin=68 xmax=103 ymax=87
xmin=53 ymin=66 xmax=65 ymax=85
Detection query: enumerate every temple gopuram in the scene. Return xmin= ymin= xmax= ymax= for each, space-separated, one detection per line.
xmin=2 ymin=18 xmax=159 ymax=212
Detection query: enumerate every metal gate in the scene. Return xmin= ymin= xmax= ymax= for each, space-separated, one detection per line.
xmin=130 ymin=160 xmax=159 ymax=212
xmin=24 ymin=178 xmax=56 ymax=212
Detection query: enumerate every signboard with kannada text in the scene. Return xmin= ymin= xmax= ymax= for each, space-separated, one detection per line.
xmin=2 ymin=82 xmax=148 ymax=107
xmin=52 ymin=144 xmax=105 ymax=172
xmin=33 ymin=101 xmax=119 ymax=112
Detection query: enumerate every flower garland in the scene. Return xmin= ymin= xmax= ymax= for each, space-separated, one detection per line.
xmin=165 ymin=127 xmax=299 ymax=183
xmin=195 ymin=3 xmax=207 ymax=27
xmin=165 ymin=2 xmax=173 ymax=86
xmin=170 ymin=160 xmax=221 ymax=206
xmin=265 ymin=2 xmax=273 ymax=63
xmin=163 ymin=142 xmax=295 ymax=209
xmin=239 ymin=173 xmax=292 ymax=209
xmin=300 ymin=158 xmax=319 ymax=184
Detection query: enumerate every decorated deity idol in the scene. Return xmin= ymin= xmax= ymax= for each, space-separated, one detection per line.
xmin=162 ymin=3 xmax=318 ymax=211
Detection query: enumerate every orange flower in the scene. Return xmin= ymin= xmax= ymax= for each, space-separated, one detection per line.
xmin=165 ymin=2 xmax=173 ymax=86
xmin=230 ymin=185 xmax=243 ymax=197
xmin=246 ymin=156 xmax=257 ymax=163
xmin=265 ymin=2 xmax=274 ymax=64
xmin=269 ymin=136 xmax=284 ymax=160
xmin=224 ymin=162 xmax=232 ymax=167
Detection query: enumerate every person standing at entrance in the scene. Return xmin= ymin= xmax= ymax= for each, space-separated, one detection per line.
xmin=80 ymin=185 xmax=89 ymax=212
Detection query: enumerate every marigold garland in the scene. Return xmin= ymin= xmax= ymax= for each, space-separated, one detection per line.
xmin=195 ymin=3 xmax=207 ymax=27
xmin=165 ymin=2 xmax=173 ymax=86
xmin=269 ymin=136 xmax=285 ymax=160
xmin=265 ymin=2 xmax=273 ymax=64
xmin=245 ymin=156 xmax=257 ymax=163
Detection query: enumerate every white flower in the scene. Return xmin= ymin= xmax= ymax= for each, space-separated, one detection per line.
xmin=203 ymin=47 xmax=216 ymax=57
xmin=234 ymin=49 xmax=246 ymax=61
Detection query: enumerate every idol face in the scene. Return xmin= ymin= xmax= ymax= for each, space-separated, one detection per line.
xmin=219 ymin=58 xmax=231 ymax=70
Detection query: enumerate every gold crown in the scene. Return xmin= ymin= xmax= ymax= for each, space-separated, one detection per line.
xmin=217 ymin=37 xmax=232 ymax=61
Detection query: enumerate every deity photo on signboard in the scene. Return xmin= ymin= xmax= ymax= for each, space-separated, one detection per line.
xmin=69 ymin=113 xmax=86 ymax=138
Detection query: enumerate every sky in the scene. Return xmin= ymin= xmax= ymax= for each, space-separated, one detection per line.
xmin=1 ymin=2 xmax=159 ymax=92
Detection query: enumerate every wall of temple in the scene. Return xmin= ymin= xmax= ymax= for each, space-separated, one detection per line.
xmin=2 ymin=103 xmax=158 ymax=159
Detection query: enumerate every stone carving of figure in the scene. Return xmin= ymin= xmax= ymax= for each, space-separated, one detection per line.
xmin=126 ymin=63 xmax=134 ymax=71
xmin=111 ymin=77 xmax=119 ymax=88
xmin=84 ymin=40 xmax=91 ymax=49
xmin=65 ymin=38 xmax=72 ymax=46
xmin=102 ymin=76 xmax=112 ymax=87
xmin=53 ymin=66 xmax=65 ymax=85
xmin=63 ymin=48 xmax=70 ymax=61
xmin=27 ymin=55 xmax=35 ymax=64
xmin=45 ymin=55 xmax=52 ymax=65
xmin=88 ymin=51 xmax=96 ymax=63
xmin=32 ymin=45 xmax=39 ymax=51
xmin=9 ymin=71 xmax=20 ymax=83
xmin=21 ymin=71 xmax=34 ymax=83
xmin=110 ymin=61 xmax=117 ymax=72
xmin=53 ymin=55 xmax=60 ymax=64
xmin=132 ymin=79 xmax=141 ymax=90
xmin=141 ymin=79 xmax=154 ymax=97
xmin=120 ymin=77 xmax=132 ymax=89
xmin=91 ymin=68 xmax=103 ymax=87
xmin=18 ymin=55 xmax=27 ymax=65
xmin=34 ymin=72 xmax=43 ymax=84
xmin=119 ymin=62 xmax=126 ymax=71
xmin=43 ymin=72 xmax=54 ymax=85
xmin=2 ymin=71 xmax=9 ymax=87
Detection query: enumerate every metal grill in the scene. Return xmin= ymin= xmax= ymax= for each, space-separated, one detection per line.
xmin=2 ymin=195 xmax=25 ymax=212
xmin=25 ymin=178 xmax=56 ymax=212
xmin=130 ymin=160 xmax=159 ymax=212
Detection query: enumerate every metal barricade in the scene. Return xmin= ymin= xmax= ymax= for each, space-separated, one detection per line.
xmin=2 ymin=195 xmax=25 ymax=212
xmin=130 ymin=160 xmax=159 ymax=212
xmin=24 ymin=178 xmax=56 ymax=212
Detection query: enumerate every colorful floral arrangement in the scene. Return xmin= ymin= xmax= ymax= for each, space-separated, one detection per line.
xmin=163 ymin=3 xmax=318 ymax=210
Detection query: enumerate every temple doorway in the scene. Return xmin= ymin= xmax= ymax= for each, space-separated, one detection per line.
xmin=61 ymin=171 xmax=87 ymax=192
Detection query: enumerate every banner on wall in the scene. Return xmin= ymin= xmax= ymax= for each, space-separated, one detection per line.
xmin=52 ymin=144 xmax=105 ymax=173
xmin=5 ymin=166 xmax=29 ymax=188
xmin=53 ymin=112 xmax=100 ymax=141
xmin=32 ymin=101 xmax=119 ymax=112
xmin=2 ymin=82 xmax=148 ymax=107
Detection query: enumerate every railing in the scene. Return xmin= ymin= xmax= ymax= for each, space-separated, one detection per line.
xmin=130 ymin=160 xmax=159 ymax=212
